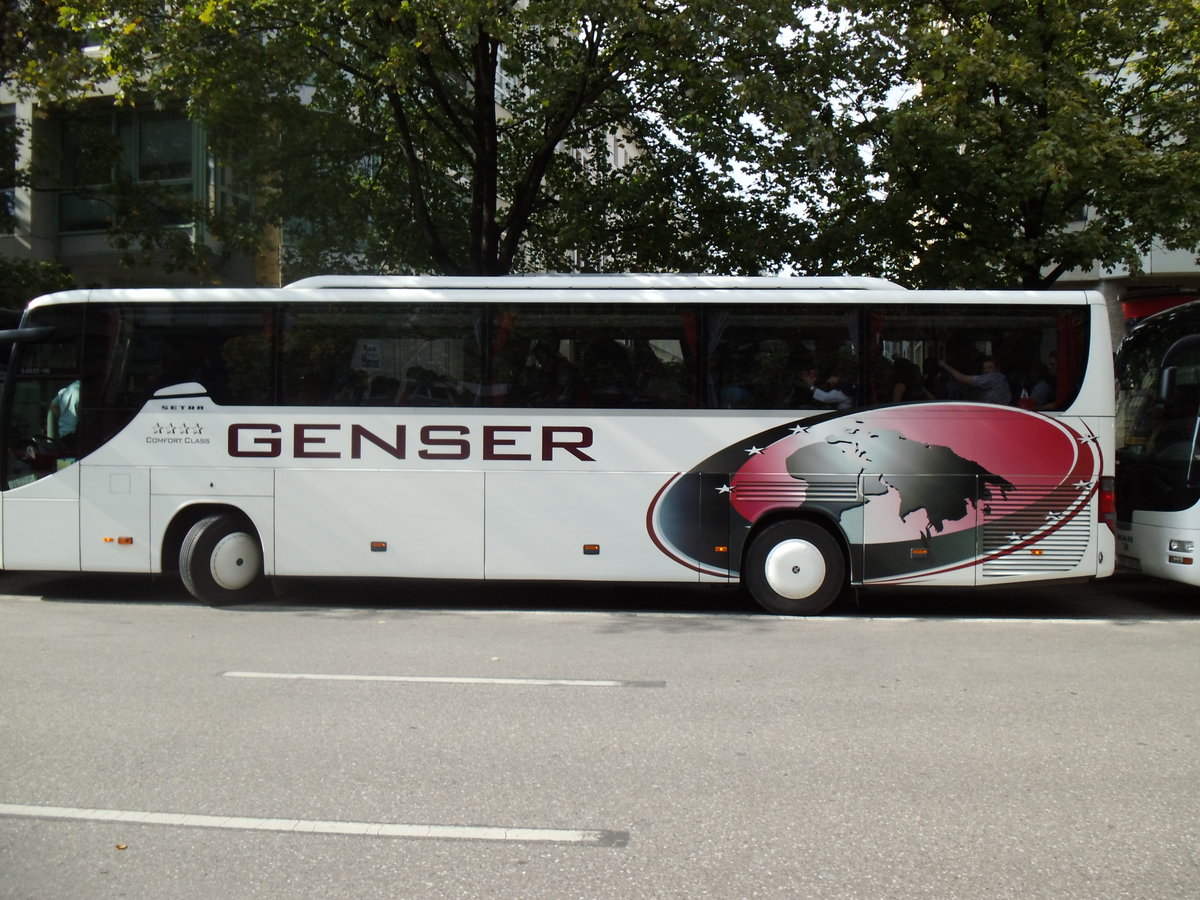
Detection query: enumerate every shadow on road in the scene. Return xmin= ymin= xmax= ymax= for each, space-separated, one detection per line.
xmin=852 ymin=574 xmax=1200 ymax=620
xmin=3 ymin=569 xmax=1197 ymax=620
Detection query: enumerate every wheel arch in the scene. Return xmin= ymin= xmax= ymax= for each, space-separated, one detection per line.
xmin=161 ymin=502 xmax=264 ymax=576
xmin=739 ymin=508 xmax=850 ymax=581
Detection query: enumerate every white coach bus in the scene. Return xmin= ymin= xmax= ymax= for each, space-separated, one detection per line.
xmin=1115 ymin=299 xmax=1200 ymax=584
xmin=0 ymin=275 xmax=1115 ymax=613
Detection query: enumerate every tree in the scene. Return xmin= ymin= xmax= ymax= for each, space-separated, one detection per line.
xmin=25 ymin=0 xmax=840 ymax=278
xmin=1 ymin=1 xmax=93 ymax=233
xmin=0 ymin=257 xmax=74 ymax=311
xmin=812 ymin=0 xmax=1200 ymax=288
xmin=1 ymin=1 xmax=90 ymax=87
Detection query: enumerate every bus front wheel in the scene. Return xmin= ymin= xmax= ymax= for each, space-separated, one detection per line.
xmin=743 ymin=520 xmax=845 ymax=615
xmin=179 ymin=513 xmax=264 ymax=605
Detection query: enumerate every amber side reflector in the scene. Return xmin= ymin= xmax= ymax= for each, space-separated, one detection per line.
xmin=117 ymin=537 xmax=133 ymax=545
xmin=583 ymin=544 xmax=600 ymax=555
xmin=910 ymin=548 xmax=929 ymax=558
xmin=1030 ymin=549 xmax=1044 ymax=556
xmin=714 ymin=546 xmax=729 ymax=553
xmin=370 ymin=542 xmax=388 ymax=552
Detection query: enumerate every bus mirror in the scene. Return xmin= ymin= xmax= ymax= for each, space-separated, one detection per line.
xmin=1159 ymin=366 xmax=1177 ymax=402
xmin=0 ymin=325 xmax=57 ymax=344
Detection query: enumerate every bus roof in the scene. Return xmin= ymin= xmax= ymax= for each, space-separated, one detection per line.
xmin=282 ymin=274 xmax=906 ymax=291
xmin=24 ymin=275 xmax=1105 ymax=309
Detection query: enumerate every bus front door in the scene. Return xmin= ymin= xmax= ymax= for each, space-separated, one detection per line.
xmin=0 ymin=306 xmax=88 ymax=572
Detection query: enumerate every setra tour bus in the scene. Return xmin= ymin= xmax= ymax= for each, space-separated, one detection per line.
xmin=1115 ymin=299 xmax=1200 ymax=584
xmin=0 ymin=275 xmax=1115 ymax=614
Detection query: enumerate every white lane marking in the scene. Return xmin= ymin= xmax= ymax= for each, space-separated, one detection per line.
xmin=222 ymin=671 xmax=665 ymax=688
xmin=0 ymin=803 xmax=628 ymax=846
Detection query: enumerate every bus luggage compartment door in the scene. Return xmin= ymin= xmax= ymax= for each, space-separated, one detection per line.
xmin=484 ymin=471 xmax=699 ymax=581
xmin=860 ymin=470 xmax=979 ymax=587
xmin=274 ymin=469 xmax=484 ymax=578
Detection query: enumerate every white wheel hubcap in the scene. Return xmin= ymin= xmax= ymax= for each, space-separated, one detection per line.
xmin=763 ymin=538 xmax=826 ymax=600
xmin=209 ymin=532 xmax=261 ymax=591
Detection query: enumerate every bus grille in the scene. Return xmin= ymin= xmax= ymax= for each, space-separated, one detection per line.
xmin=981 ymin=484 xmax=1092 ymax=577
xmin=732 ymin=478 xmax=858 ymax=507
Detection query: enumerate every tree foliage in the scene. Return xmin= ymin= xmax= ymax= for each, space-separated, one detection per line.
xmin=816 ymin=0 xmax=1200 ymax=287
xmin=29 ymin=0 xmax=840 ymax=277
xmin=6 ymin=1 xmax=1199 ymax=285
xmin=0 ymin=257 xmax=74 ymax=311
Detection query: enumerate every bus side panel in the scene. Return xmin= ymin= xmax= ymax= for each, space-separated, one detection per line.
xmin=2 ymin=467 xmax=80 ymax=571
xmin=274 ymin=469 xmax=484 ymax=578
xmin=861 ymin=472 xmax=979 ymax=587
xmin=1120 ymin=509 xmax=1200 ymax=586
xmin=485 ymin=471 xmax=700 ymax=582
xmin=79 ymin=466 xmax=150 ymax=572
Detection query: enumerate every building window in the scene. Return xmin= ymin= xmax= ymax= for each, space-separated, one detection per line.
xmin=1 ymin=111 xmax=17 ymax=234
xmin=58 ymin=108 xmax=198 ymax=233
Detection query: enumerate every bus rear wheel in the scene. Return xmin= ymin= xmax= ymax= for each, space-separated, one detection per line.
xmin=743 ymin=520 xmax=845 ymax=615
xmin=179 ymin=513 xmax=264 ymax=605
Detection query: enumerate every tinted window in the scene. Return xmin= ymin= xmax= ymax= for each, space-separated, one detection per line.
xmin=95 ymin=303 xmax=275 ymax=409
xmin=278 ymin=302 xmax=483 ymax=407
xmin=706 ymin=306 xmax=859 ymax=409
xmin=491 ymin=303 xmax=697 ymax=408
xmin=868 ymin=304 xmax=1086 ymax=410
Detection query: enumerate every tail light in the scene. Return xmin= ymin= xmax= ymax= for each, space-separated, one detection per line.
xmin=1098 ymin=476 xmax=1116 ymax=534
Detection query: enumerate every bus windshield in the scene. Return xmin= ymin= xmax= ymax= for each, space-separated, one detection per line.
xmin=1116 ymin=311 xmax=1200 ymax=511
xmin=1115 ymin=300 xmax=1200 ymax=584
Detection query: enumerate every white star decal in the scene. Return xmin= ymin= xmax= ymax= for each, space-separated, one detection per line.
xmin=716 ymin=484 xmax=732 ymax=494
xmin=745 ymin=446 xmax=763 ymax=455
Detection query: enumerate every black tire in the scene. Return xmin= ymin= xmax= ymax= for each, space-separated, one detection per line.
xmin=743 ymin=520 xmax=845 ymax=615
xmin=179 ymin=513 xmax=264 ymax=605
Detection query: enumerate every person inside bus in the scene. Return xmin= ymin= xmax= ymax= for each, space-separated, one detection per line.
xmin=789 ymin=363 xmax=830 ymax=409
xmin=1020 ymin=362 xmax=1055 ymax=410
xmin=19 ymin=378 xmax=81 ymax=471
xmin=521 ymin=341 xmax=584 ymax=407
xmin=580 ymin=338 xmax=634 ymax=407
xmin=939 ymin=356 xmax=1012 ymax=404
xmin=1042 ymin=351 xmax=1059 ymax=407
xmin=47 ymin=379 xmax=80 ymax=442
xmin=923 ymin=357 xmax=952 ymax=398
xmin=889 ymin=357 xmax=933 ymax=402
xmin=813 ymin=371 xmax=854 ymax=409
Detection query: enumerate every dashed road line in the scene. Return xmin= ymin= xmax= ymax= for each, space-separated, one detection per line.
xmin=0 ymin=803 xmax=629 ymax=846
xmin=222 ymin=670 xmax=666 ymax=688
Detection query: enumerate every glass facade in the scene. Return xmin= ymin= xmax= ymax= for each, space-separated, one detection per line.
xmin=58 ymin=108 xmax=199 ymax=233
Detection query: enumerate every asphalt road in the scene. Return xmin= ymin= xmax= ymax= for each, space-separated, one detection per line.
xmin=1 ymin=571 xmax=1198 ymax=898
